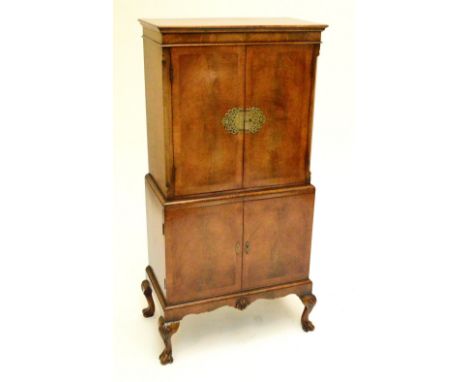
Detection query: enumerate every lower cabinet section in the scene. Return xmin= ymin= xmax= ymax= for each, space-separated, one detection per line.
xmin=144 ymin=174 xmax=317 ymax=365
xmin=146 ymin=176 xmax=315 ymax=305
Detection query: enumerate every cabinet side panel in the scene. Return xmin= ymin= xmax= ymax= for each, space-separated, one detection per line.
xmin=145 ymin=179 xmax=166 ymax=296
xmin=305 ymin=45 xmax=320 ymax=183
xmin=143 ymin=37 xmax=167 ymax=195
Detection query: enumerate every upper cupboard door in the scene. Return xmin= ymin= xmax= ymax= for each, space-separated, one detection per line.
xmin=244 ymin=45 xmax=316 ymax=188
xmin=171 ymin=46 xmax=245 ymax=196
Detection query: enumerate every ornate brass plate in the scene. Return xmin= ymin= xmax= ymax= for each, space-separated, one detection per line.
xmin=222 ymin=107 xmax=266 ymax=134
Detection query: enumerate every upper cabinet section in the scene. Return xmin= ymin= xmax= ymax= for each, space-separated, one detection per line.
xmin=139 ymin=18 xmax=327 ymax=46
xmin=140 ymin=19 xmax=327 ymax=199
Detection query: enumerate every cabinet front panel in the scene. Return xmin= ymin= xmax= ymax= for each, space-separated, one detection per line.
xmin=165 ymin=202 xmax=243 ymax=303
xmin=242 ymin=192 xmax=314 ymax=290
xmin=171 ymin=46 xmax=245 ymax=196
xmin=244 ymin=45 xmax=315 ymax=188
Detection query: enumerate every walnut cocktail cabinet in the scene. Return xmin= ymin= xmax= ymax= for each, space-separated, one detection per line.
xmin=139 ymin=18 xmax=327 ymax=365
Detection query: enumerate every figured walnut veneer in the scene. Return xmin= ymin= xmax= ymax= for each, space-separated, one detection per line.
xmin=139 ymin=18 xmax=326 ymax=365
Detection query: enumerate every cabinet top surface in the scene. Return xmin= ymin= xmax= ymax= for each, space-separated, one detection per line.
xmin=139 ymin=17 xmax=328 ymax=31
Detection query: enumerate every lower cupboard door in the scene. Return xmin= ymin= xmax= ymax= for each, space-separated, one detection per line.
xmin=242 ymin=192 xmax=314 ymax=290
xmin=165 ymin=202 xmax=243 ymax=304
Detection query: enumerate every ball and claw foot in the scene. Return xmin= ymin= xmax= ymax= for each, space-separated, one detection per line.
xmin=159 ymin=349 xmax=173 ymax=365
xmin=158 ymin=316 xmax=180 ymax=365
xmin=235 ymin=297 xmax=250 ymax=310
xmin=302 ymin=319 xmax=315 ymax=332
xmin=141 ymin=279 xmax=155 ymax=318
xmin=300 ymin=293 xmax=317 ymax=332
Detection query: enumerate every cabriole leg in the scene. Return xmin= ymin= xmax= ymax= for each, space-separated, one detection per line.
xmin=299 ymin=293 xmax=317 ymax=332
xmin=158 ymin=316 xmax=180 ymax=365
xmin=141 ymin=279 xmax=155 ymax=318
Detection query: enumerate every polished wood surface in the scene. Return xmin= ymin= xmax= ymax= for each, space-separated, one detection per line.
xmin=165 ymin=200 xmax=243 ymax=303
xmin=171 ymin=46 xmax=244 ymax=195
xmin=142 ymin=41 xmax=174 ymax=197
xmin=146 ymin=265 xmax=167 ymax=311
xmin=139 ymin=18 xmax=327 ymax=46
xmin=158 ymin=316 xmax=180 ymax=365
xmin=145 ymin=265 xmax=312 ymax=322
xmin=141 ymin=21 xmax=325 ymax=199
xmin=158 ymin=33 xmax=322 ymax=46
xmin=242 ymin=192 xmax=314 ymax=289
xmin=141 ymin=19 xmax=326 ymax=364
xmin=145 ymin=178 xmax=166 ymax=294
xmin=244 ymin=45 xmax=316 ymax=188
xmin=145 ymin=180 xmax=316 ymax=308
xmin=146 ymin=172 xmax=314 ymax=207
xmin=143 ymin=38 xmax=167 ymax=194
xmin=141 ymin=279 xmax=155 ymax=318
xmin=300 ymin=293 xmax=317 ymax=332
xmin=140 ymin=18 xmax=328 ymax=29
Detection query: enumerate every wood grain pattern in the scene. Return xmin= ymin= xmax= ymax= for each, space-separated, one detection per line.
xmin=140 ymin=19 xmax=327 ymax=363
xmin=164 ymin=201 xmax=243 ymax=304
xmin=146 ymin=265 xmax=167 ymax=310
xmin=145 ymin=177 xmax=166 ymax=295
xmin=142 ymin=28 xmax=324 ymax=199
xmin=141 ymin=279 xmax=155 ymax=317
xmin=243 ymin=45 xmax=314 ymax=188
xmin=164 ymin=279 xmax=313 ymax=322
xmin=145 ymin=175 xmax=315 ymax=303
xmin=158 ymin=32 xmax=322 ymax=46
xmin=158 ymin=316 xmax=180 ymax=365
xmin=171 ymin=46 xmax=245 ymax=196
xmin=139 ymin=17 xmax=328 ymax=29
xmin=146 ymin=265 xmax=313 ymax=322
xmin=305 ymin=46 xmax=320 ymax=182
xmin=140 ymin=18 xmax=326 ymax=46
xmin=143 ymin=38 xmax=167 ymax=194
xmin=141 ymin=41 xmax=174 ymax=198
xmin=146 ymin=172 xmax=315 ymax=208
xmin=242 ymin=191 xmax=315 ymax=289
xmin=299 ymin=293 xmax=317 ymax=332
xmin=161 ymin=48 xmax=175 ymax=197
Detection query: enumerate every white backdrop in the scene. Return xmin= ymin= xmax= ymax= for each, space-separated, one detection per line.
xmin=113 ymin=0 xmax=468 ymax=380
xmin=114 ymin=0 xmax=468 ymax=380
xmin=1 ymin=0 xmax=467 ymax=381
xmin=115 ymin=2 xmax=468 ymax=380
xmin=113 ymin=1 xmax=357 ymax=381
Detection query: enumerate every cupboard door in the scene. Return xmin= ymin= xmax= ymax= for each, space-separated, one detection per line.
xmin=171 ymin=46 xmax=245 ymax=196
xmin=165 ymin=202 xmax=243 ymax=303
xmin=244 ymin=45 xmax=315 ymax=188
xmin=242 ymin=192 xmax=314 ymax=290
